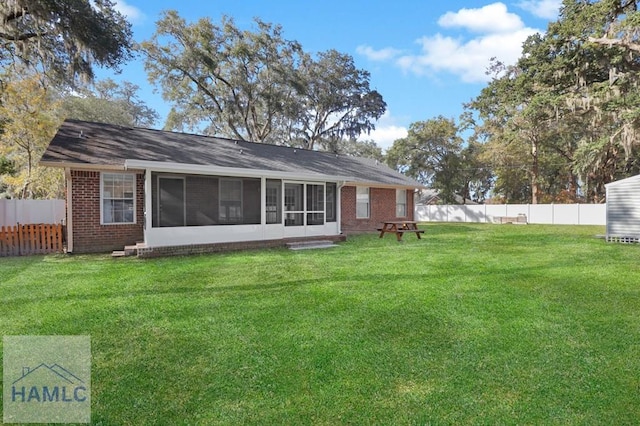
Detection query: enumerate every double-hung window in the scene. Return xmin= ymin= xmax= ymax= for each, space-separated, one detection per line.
xmin=396 ymin=189 xmax=407 ymax=217
xmin=101 ymin=173 xmax=135 ymax=224
xmin=356 ymin=187 xmax=370 ymax=219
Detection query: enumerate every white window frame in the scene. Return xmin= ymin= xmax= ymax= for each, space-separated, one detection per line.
xmin=396 ymin=189 xmax=407 ymax=217
xmin=356 ymin=186 xmax=370 ymax=219
xmin=100 ymin=172 xmax=136 ymax=225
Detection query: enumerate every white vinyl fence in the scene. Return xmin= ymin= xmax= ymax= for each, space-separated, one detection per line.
xmin=416 ymin=203 xmax=606 ymax=226
xmin=0 ymin=199 xmax=65 ymax=226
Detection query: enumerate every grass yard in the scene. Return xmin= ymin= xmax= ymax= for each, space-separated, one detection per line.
xmin=1 ymin=223 xmax=640 ymax=424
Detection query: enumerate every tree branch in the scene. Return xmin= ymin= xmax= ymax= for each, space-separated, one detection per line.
xmin=0 ymin=31 xmax=39 ymax=42
xmin=3 ymin=8 xmax=27 ymax=24
xmin=588 ymin=36 xmax=640 ymax=53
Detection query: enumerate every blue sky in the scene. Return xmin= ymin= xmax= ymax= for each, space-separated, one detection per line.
xmin=104 ymin=0 xmax=562 ymax=150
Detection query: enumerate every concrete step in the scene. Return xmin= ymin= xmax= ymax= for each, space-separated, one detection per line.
xmin=124 ymin=245 xmax=138 ymax=256
xmin=112 ymin=243 xmax=144 ymax=258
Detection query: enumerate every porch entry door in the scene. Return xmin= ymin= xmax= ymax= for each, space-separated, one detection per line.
xmin=158 ymin=177 xmax=185 ymax=227
xmin=282 ymin=182 xmax=326 ymax=238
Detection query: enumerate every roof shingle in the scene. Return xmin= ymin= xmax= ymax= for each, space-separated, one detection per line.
xmin=41 ymin=119 xmax=421 ymax=187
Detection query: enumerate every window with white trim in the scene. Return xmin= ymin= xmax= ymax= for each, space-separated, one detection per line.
xmin=356 ymin=187 xmax=369 ymax=218
xmin=396 ymin=189 xmax=407 ymax=217
xmin=101 ymin=173 xmax=135 ymax=224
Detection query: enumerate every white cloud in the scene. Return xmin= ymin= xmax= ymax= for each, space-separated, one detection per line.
xmin=357 ymin=2 xmax=543 ymax=83
xmin=438 ymin=2 xmax=524 ymax=33
xmin=356 ymin=45 xmax=402 ymax=61
xmin=398 ymin=27 xmax=538 ymax=83
xmin=517 ymin=0 xmax=562 ymax=20
xmin=360 ymin=111 xmax=407 ymax=150
xmin=113 ymin=0 xmax=145 ymax=24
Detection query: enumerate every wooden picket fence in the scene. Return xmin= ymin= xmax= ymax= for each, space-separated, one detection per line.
xmin=0 ymin=224 xmax=64 ymax=256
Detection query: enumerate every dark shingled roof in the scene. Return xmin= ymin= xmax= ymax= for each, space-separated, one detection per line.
xmin=41 ymin=119 xmax=421 ymax=187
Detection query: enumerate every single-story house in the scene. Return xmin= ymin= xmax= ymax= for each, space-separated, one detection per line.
xmin=605 ymin=174 xmax=640 ymax=242
xmin=40 ymin=119 xmax=423 ymax=256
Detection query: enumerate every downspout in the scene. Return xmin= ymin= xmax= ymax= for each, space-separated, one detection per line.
xmin=65 ymin=168 xmax=74 ymax=253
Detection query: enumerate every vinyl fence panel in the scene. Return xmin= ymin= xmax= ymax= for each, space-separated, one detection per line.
xmin=0 ymin=199 xmax=65 ymax=226
xmin=415 ymin=203 xmax=606 ymax=226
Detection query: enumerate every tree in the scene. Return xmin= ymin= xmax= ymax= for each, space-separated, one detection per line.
xmin=60 ymin=78 xmax=159 ymax=127
xmin=334 ymin=138 xmax=384 ymax=162
xmin=557 ymin=0 xmax=640 ymax=201
xmin=292 ymin=50 xmax=386 ymax=150
xmin=458 ymin=140 xmax=493 ymax=203
xmin=0 ymin=0 xmax=133 ymax=86
xmin=0 ymin=156 xmax=17 ymax=198
xmin=140 ymin=12 xmax=303 ymax=143
xmin=140 ymin=11 xmax=386 ymax=148
xmin=466 ymin=56 xmax=558 ymax=204
xmin=467 ymin=1 xmax=640 ymax=203
xmin=0 ymin=77 xmax=63 ymax=199
xmin=386 ymin=116 xmax=468 ymax=203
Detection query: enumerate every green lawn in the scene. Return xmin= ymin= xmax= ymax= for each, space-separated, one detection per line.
xmin=1 ymin=224 xmax=640 ymax=424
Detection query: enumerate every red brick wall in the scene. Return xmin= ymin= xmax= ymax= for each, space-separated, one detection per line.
xmin=70 ymin=170 xmax=144 ymax=253
xmin=340 ymin=185 xmax=415 ymax=232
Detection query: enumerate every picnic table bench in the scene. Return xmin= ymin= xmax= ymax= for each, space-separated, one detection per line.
xmin=378 ymin=221 xmax=424 ymax=241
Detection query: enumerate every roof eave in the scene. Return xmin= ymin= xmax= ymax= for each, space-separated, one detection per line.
xmin=124 ymin=159 xmax=355 ymax=182
xmin=39 ymin=160 xmax=127 ymax=171
xmin=344 ymin=181 xmax=426 ymax=190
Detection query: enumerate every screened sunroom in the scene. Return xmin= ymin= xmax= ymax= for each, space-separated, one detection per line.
xmin=129 ymin=161 xmax=344 ymax=248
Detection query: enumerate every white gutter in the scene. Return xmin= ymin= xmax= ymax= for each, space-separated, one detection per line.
xmin=39 ymin=161 xmax=128 ymax=171
xmin=124 ymin=159 xmax=354 ymax=182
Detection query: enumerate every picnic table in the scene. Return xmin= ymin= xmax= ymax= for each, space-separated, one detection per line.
xmin=378 ymin=221 xmax=424 ymax=241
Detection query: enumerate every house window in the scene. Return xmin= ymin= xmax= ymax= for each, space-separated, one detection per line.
xmin=396 ymin=189 xmax=407 ymax=217
xmin=306 ymin=184 xmax=325 ymax=225
xmin=326 ymin=183 xmax=337 ymax=223
xmin=356 ymin=187 xmax=369 ymax=219
xmin=266 ymin=179 xmax=282 ymax=224
xmin=219 ymin=179 xmax=242 ymax=223
xmin=101 ymin=173 xmax=135 ymax=224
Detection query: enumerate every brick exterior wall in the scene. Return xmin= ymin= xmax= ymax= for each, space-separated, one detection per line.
xmin=70 ymin=170 xmax=144 ymax=253
xmin=68 ymin=171 xmax=414 ymax=253
xmin=340 ymin=185 xmax=415 ymax=233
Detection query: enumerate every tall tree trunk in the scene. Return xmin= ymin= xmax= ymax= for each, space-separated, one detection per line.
xmin=531 ymin=138 xmax=539 ymax=204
